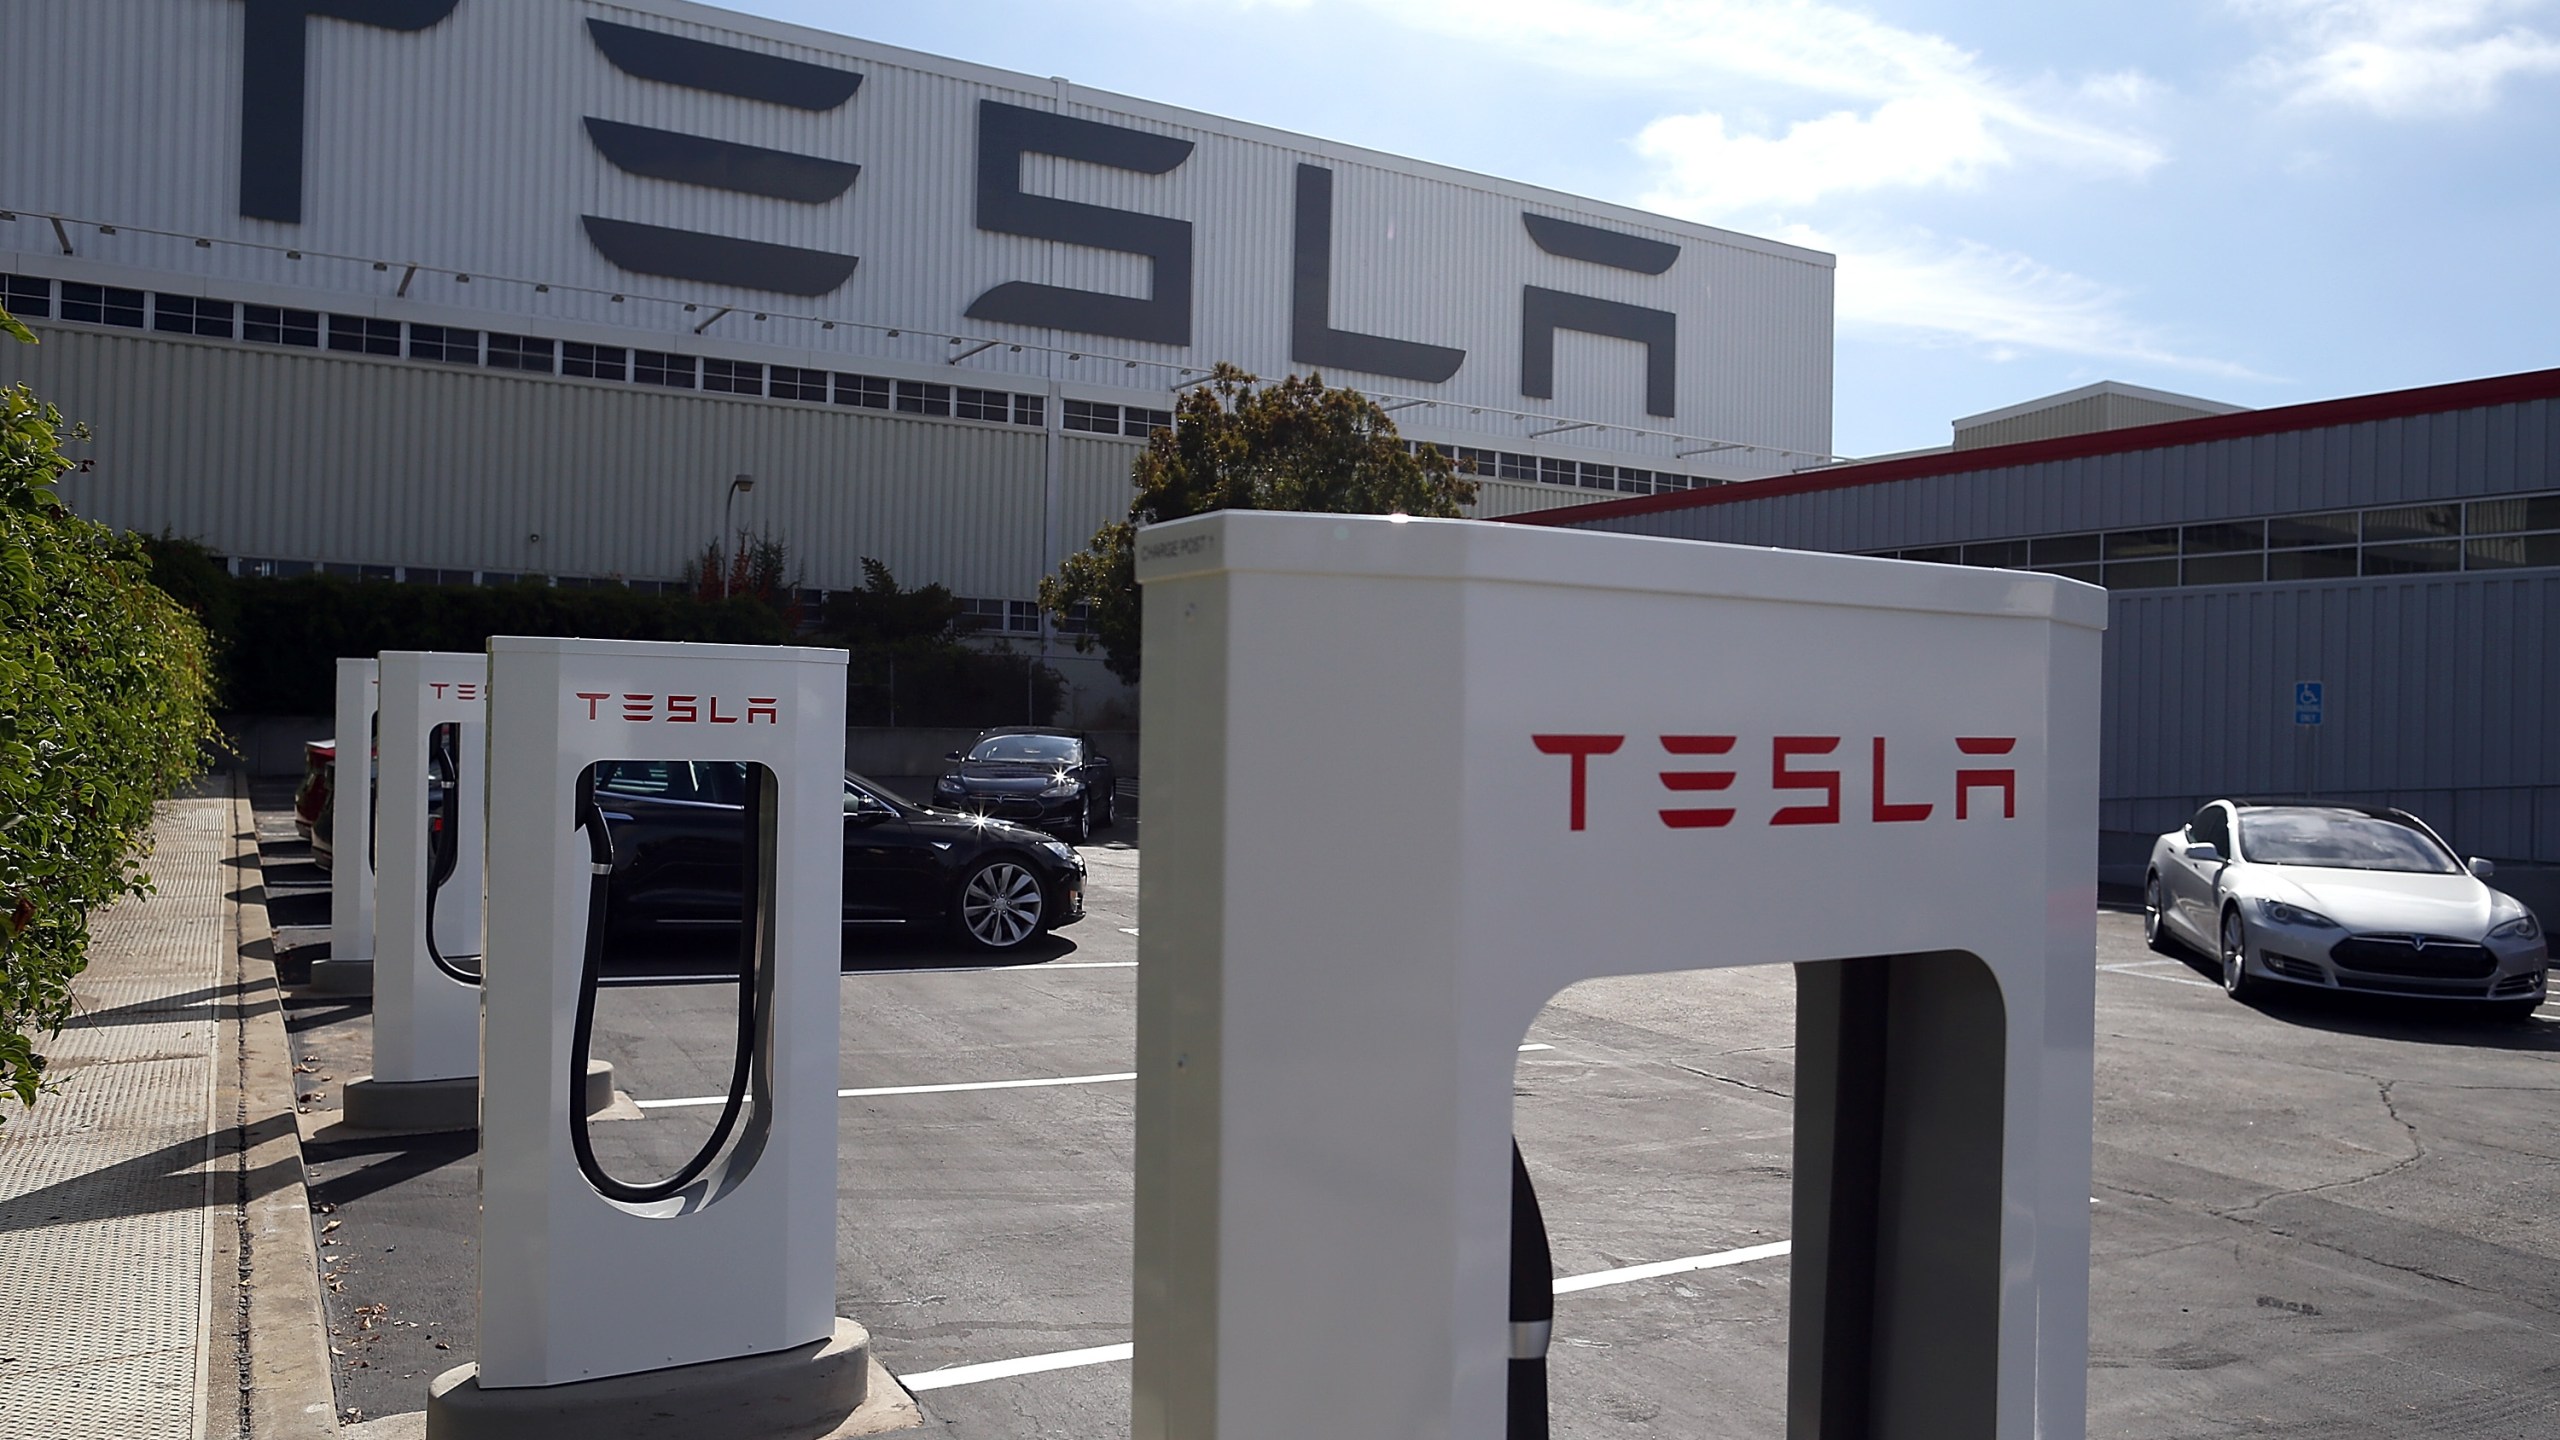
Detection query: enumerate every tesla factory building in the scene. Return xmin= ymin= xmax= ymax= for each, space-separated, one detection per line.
xmin=1 ymin=0 xmax=1832 ymax=711
xmin=1518 ymin=369 xmax=2560 ymax=885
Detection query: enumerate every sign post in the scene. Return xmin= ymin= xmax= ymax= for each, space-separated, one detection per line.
xmin=1131 ymin=513 xmax=2106 ymax=1440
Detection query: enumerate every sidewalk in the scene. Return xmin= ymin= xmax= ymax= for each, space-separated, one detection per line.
xmin=0 ymin=781 xmax=336 ymax=1440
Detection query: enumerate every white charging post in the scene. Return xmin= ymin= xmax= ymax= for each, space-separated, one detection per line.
xmin=1132 ymin=512 xmax=2105 ymax=1440
xmin=343 ymin=652 xmax=548 ymax=1131
xmin=429 ymin=637 xmax=881 ymax=1440
xmin=314 ymin=657 xmax=378 ymax=994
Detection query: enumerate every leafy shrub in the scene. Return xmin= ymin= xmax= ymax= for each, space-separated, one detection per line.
xmin=1 ymin=357 xmax=219 ymax=1114
xmin=212 ymin=574 xmax=790 ymax=714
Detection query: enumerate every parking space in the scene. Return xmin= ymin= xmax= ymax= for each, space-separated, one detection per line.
xmin=254 ymin=794 xmax=2560 ymax=1436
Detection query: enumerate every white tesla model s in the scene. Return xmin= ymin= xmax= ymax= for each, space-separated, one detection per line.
xmin=2145 ymin=801 xmax=2548 ymax=1017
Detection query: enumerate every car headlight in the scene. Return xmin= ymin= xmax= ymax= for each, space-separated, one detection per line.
xmin=2259 ymin=898 xmax=2339 ymax=928
xmin=1040 ymin=779 xmax=1080 ymax=799
xmin=2489 ymin=912 xmax=2542 ymax=942
xmin=935 ymin=774 xmax=964 ymax=792
xmin=1039 ymin=840 xmax=1079 ymax=864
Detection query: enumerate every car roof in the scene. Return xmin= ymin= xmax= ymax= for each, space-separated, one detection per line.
xmin=973 ymin=727 xmax=1082 ymax=740
xmin=2226 ymin=800 xmax=2422 ymax=823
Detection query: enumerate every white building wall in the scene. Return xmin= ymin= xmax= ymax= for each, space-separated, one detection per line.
xmin=3 ymin=0 xmax=1831 ymax=469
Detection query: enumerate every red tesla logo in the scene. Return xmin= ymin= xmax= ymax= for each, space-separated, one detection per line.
xmin=574 ymin=692 xmax=780 ymax=724
xmin=425 ymin=681 xmax=483 ymax=702
xmin=1534 ymin=733 xmax=2019 ymax=831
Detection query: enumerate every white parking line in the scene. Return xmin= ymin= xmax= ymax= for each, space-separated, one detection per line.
xmin=637 ymin=1071 xmax=1138 ymax=1110
xmin=2097 ymin=961 xmax=2220 ymax=990
xmin=639 ymin=1043 xmax=1558 ymax=1110
xmin=896 ymin=1237 xmax=1792 ymax=1393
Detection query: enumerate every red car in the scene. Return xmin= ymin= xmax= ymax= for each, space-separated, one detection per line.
xmin=292 ymin=738 xmax=334 ymax=860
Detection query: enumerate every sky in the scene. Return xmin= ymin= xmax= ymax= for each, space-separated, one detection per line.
xmin=722 ymin=0 xmax=2560 ymax=459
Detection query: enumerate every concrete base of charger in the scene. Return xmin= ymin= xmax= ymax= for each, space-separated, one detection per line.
xmin=423 ymin=1319 xmax=913 ymax=1440
xmin=343 ymin=1060 xmax=614 ymax=1133
xmin=307 ymin=957 xmax=373 ymax=994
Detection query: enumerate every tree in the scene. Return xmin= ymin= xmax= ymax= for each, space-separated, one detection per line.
xmin=1039 ymin=364 xmax=1476 ymax=684
xmin=1 ymin=308 xmax=220 ymax=1115
xmin=812 ymin=558 xmax=1063 ymax=727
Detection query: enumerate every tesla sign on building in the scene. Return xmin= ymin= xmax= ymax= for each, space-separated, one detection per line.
xmin=4 ymin=0 xmax=1832 ymax=445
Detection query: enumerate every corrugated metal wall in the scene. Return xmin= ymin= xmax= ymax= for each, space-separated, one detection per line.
xmin=3 ymin=0 xmax=1832 ymax=470
xmin=0 ymin=323 xmax=1117 ymax=600
xmin=1580 ymin=396 xmax=2560 ymax=862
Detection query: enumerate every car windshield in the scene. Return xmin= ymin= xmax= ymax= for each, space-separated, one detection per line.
xmin=2236 ymin=808 xmax=2460 ymax=874
xmin=968 ymin=734 xmax=1078 ymax=764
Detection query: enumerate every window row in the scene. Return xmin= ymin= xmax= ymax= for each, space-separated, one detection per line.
xmin=1409 ymin=441 xmax=1719 ymax=496
xmin=2 ymin=273 xmax=1054 ymax=430
xmin=1868 ymin=493 xmax=2560 ymax=589
xmin=221 ymin=555 xmax=1088 ymax=637
xmin=1063 ymin=398 xmax=1174 ymax=437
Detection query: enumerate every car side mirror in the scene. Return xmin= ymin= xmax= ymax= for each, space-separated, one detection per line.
xmin=944 ymin=750 xmax=963 ymax=762
xmin=2187 ymin=842 xmax=2223 ymax=865
xmin=2468 ymin=857 xmax=2496 ymax=879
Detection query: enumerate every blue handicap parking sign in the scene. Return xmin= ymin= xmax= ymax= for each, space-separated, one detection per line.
xmin=2294 ymin=681 xmax=2323 ymax=725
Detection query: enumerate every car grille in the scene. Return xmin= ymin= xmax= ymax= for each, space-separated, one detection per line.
xmin=2333 ymin=973 xmax=2492 ymax=997
xmin=964 ymin=796 xmax=1047 ymax=820
xmin=2328 ymin=935 xmax=2496 ymax=979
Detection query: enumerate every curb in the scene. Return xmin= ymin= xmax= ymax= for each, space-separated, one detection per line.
xmin=210 ymin=775 xmax=343 ymax=1439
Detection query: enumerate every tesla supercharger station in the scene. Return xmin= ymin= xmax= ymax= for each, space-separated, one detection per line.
xmin=343 ymin=652 xmax=616 ymax=1131
xmin=313 ymin=657 xmax=378 ymax=994
xmin=1131 ymin=512 xmax=2105 ymax=1440
xmin=427 ymin=637 xmax=879 ymax=1440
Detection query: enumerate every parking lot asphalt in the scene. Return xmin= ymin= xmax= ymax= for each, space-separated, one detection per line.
xmin=255 ymin=791 xmax=2560 ymax=1436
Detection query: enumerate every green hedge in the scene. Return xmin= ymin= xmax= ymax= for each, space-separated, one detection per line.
xmin=202 ymin=571 xmax=791 ymax=714
xmin=1 ymin=376 xmax=219 ymax=1115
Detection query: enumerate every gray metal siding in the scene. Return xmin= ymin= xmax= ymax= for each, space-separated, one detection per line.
xmin=2104 ymin=575 xmax=2560 ymax=862
xmin=1 ymin=322 xmax=1111 ymax=600
xmin=1576 ymin=396 xmax=2560 ymax=861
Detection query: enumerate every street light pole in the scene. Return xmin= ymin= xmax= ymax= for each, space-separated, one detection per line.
xmin=721 ymin=474 xmax=755 ymax=599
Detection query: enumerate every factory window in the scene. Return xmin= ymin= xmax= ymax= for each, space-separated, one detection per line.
xmin=1053 ymin=600 xmax=1094 ymax=636
xmin=1011 ymin=394 xmax=1045 ymax=427
xmin=769 ymin=365 xmax=827 ymax=402
xmin=328 ymin=314 xmax=400 ymax=355
xmin=236 ymin=557 xmax=315 ymax=579
xmin=2267 ymin=511 xmax=2357 ymax=548
xmin=155 ymin=294 xmax=234 ymax=338
xmin=486 ymin=333 xmax=554 ymax=373
xmin=703 ymin=358 xmax=763 ymax=395
xmin=2182 ymin=553 xmax=2263 ymax=586
xmin=320 ymin=562 xmax=398 ymax=581
xmin=242 ymin=305 xmax=320 ymax=348
xmin=2470 ymin=495 xmax=2560 ymax=535
xmin=405 ymin=568 xmax=476 ymax=586
xmin=1122 ymin=406 xmax=1172 ymax=436
xmin=561 ymin=342 xmax=625 ymax=381
xmin=2266 ymin=547 xmax=2356 ymax=581
xmin=2467 ymin=533 xmax=2560 ymax=569
xmin=1 ymin=273 xmax=49 ymax=318
xmin=1497 ymin=452 xmax=1537 ymax=482
xmin=2361 ymin=541 xmax=2461 ymax=575
xmin=1063 ymin=399 xmax=1119 ymax=433
xmin=1903 ymin=545 xmax=1962 ymax=565
xmin=1962 ymin=540 xmax=2028 ymax=568
xmin=955 ymin=387 xmax=1009 ymax=422
xmin=2362 ymin=504 xmax=2459 ymax=543
xmin=633 ymin=349 xmax=695 ymax=388
xmin=895 ymin=380 xmax=951 ymax=416
xmin=955 ymin=597 xmax=1041 ymax=635
xmin=61 ymin=283 xmax=146 ymax=328
xmin=407 ymin=324 xmax=480 ymax=364
xmin=833 ymin=372 xmax=890 ymax=409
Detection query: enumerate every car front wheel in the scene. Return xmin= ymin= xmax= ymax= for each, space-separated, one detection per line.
xmin=2143 ymin=872 xmax=2178 ymax=954
xmin=2220 ymin=907 xmax=2262 ymax=1002
xmin=956 ymin=857 xmax=1047 ymax=952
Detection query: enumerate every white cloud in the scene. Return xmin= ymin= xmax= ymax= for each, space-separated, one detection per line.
xmin=1235 ymin=0 xmax=2162 ymax=216
xmin=2233 ymin=0 xmax=2560 ymax=114
xmin=1776 ymin=222 xmax=2271 ymax=380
